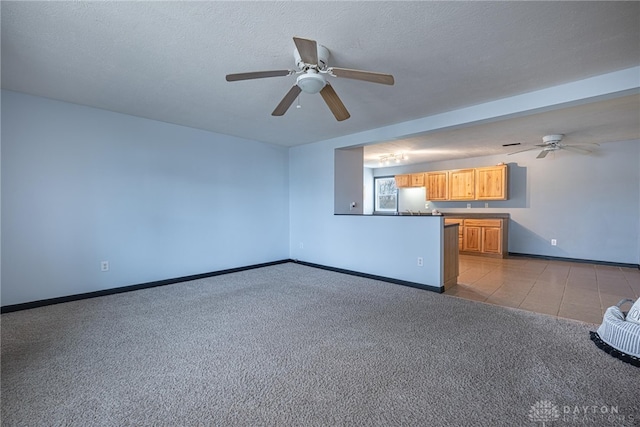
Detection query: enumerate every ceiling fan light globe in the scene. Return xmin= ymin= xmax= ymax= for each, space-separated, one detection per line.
xmin=296 ymin=73 xmax=326 ymax=94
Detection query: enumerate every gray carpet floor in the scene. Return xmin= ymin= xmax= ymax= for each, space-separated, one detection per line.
xmin=2 ymin=263 xmax=638 ymax=426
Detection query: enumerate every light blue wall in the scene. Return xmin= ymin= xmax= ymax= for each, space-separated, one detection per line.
xmin=334 ymin=147 xmax=364 ymax=214
xmin=288 ymin=68 xmax=639 ymax=287
xmin=363 ymin=168 xmax=374 ymax=215
xmin=289 ymin=139 xmax=444 ymax=287
xmin=2 ymin=67 xmax=638 ymax=306
xmin=374 ymin=139 xmax=640 ymax=264
xmin=1 ymin=91 xmax=290 ymax=306
xmin=299 ymin=68 xmax=639 ymax=268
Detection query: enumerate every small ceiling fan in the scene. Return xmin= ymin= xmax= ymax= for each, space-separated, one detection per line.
xmin=508 ymin=134 xmax=599 ymax=159
xmin=225 ymin=37 xmax=395 ymax=121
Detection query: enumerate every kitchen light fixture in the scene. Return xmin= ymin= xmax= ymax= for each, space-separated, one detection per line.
xmin=378 ymin=153 xmax=408 ymax=166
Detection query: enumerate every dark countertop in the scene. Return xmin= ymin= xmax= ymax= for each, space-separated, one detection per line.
xmin=394 ymin=212 xmax=509 ymax=219
xmin=364 ymin=212 xmax=510 ymax=218
xmin=441 ymin=212 xmax=510 ymax=219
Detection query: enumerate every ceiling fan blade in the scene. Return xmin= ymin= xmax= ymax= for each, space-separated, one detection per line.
xmin=563 ymin=145 xmax=593 ymax=154
xmin=226 ymin=70 xmax=292 ymax=82
xmin=508 ymin=146 xmax=542 ymax=155
xmin=328 ymin=67 xmax=395 ymax=85
xmin=272 ymin=85 xmax=302 ymax=116
xmin=320 ymin=83 xmax=350 ymax=121
xmin=537 ymin=150 xmax=550 ymax=159
xmin=568 ymin=142 xmax=600 ymax=148
xmin=293 ymin=37 xmax=318 ymax=64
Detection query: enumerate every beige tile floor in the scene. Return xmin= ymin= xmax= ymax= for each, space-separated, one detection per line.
xmin=445 ymin=254 xmax=640 ymax=324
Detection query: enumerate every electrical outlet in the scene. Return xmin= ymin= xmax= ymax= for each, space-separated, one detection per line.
xmin=417 ymin=257 xmax=423 ymax=267
xmin=101 ymin=261 xmax=109 ymax=272
xmin=299 ymin=242 xmax=304 ymax=249
xmin=485 ymin=202 xmax=489 ymax=208
xmin=551 ymin=239 xmax=557 ymax=246
xmin=467 ymin=203 xmax=471 ymax=209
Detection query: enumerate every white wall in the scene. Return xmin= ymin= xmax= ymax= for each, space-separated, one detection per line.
xmin=1 ymin=91 xmax=290 ymax=306
xmin=374 ymin=139 xmax=640 ymax=264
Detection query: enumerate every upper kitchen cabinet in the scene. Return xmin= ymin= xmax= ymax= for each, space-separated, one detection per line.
xmin=425 ymin=171 xmax=448 ymax=200
xmin=411 ymin=173 xmax=425 ymax=187
xmin=475 ymin=164 xmax=508 ymax=200
xmin=395 ymin=173 xmax=424 ymax=188
xmin=398 ymin=164 xmax=508 ymax=201
xmin=449 ymin=169 xmax=475 ymax=200
xmin=395 ymin=174 xmax=411 ymax=188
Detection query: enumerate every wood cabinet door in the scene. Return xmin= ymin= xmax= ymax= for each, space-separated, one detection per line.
xmin=476 ymin=165 xmax=507 ymax=200
xmin=411 ymin=173 xmax=425 ymax=187
xmin=449 ymin=169 xmax=475 ymax=200
xmin=395 ymin=175 xmax=410 ymax=188
xmin=482 ymin=227 xmax=502 ymax=254
xmin=463 ymin=226 xmax=481 ymax=252
xmin=425 ymin=172 xmax=448 ymax=200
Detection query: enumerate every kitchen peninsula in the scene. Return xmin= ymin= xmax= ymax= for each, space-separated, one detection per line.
xmin=375 ymin=212 xmax=509 ymax=259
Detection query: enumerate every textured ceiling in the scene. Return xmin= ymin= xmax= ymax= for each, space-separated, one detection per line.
xmin=2 ymin=1 xmax=639 ymax=159
xmin=363 ymin=94 xmax=640 ymax=167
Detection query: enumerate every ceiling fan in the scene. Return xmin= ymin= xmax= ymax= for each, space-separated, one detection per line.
xmin=508 ymin=134 xmax=599 ymax=159
xmin=225 ymin=37 xmax=395 ymax=121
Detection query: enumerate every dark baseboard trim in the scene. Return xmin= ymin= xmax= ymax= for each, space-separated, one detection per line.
xmin=1 ymin=259 xmax=290 ymax=314
xmin=508 ymin=252 xmax=640 ymax=270
xmin=292 ymin=260 xmax=444 ymax=294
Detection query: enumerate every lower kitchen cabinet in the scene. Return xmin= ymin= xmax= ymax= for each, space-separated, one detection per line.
xmin=482 ymin=226 xmax=502 ymax=254
xmin=445 ymin=217 xmax=508 ymax=258
xmin=463 ymin=226 xmax=481 ymax=252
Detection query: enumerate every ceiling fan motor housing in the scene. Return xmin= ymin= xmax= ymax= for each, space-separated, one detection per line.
xmin=294 ymin=44 xmax=330 ymax=70
xmin=543 ymin=134 xmax=564 ymax=144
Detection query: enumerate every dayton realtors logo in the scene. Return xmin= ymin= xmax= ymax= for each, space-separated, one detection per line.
xmin=529 ymin=400 xmax=560 ymax=426
xmin=529 ymin=400 xmax=635 ymax=425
